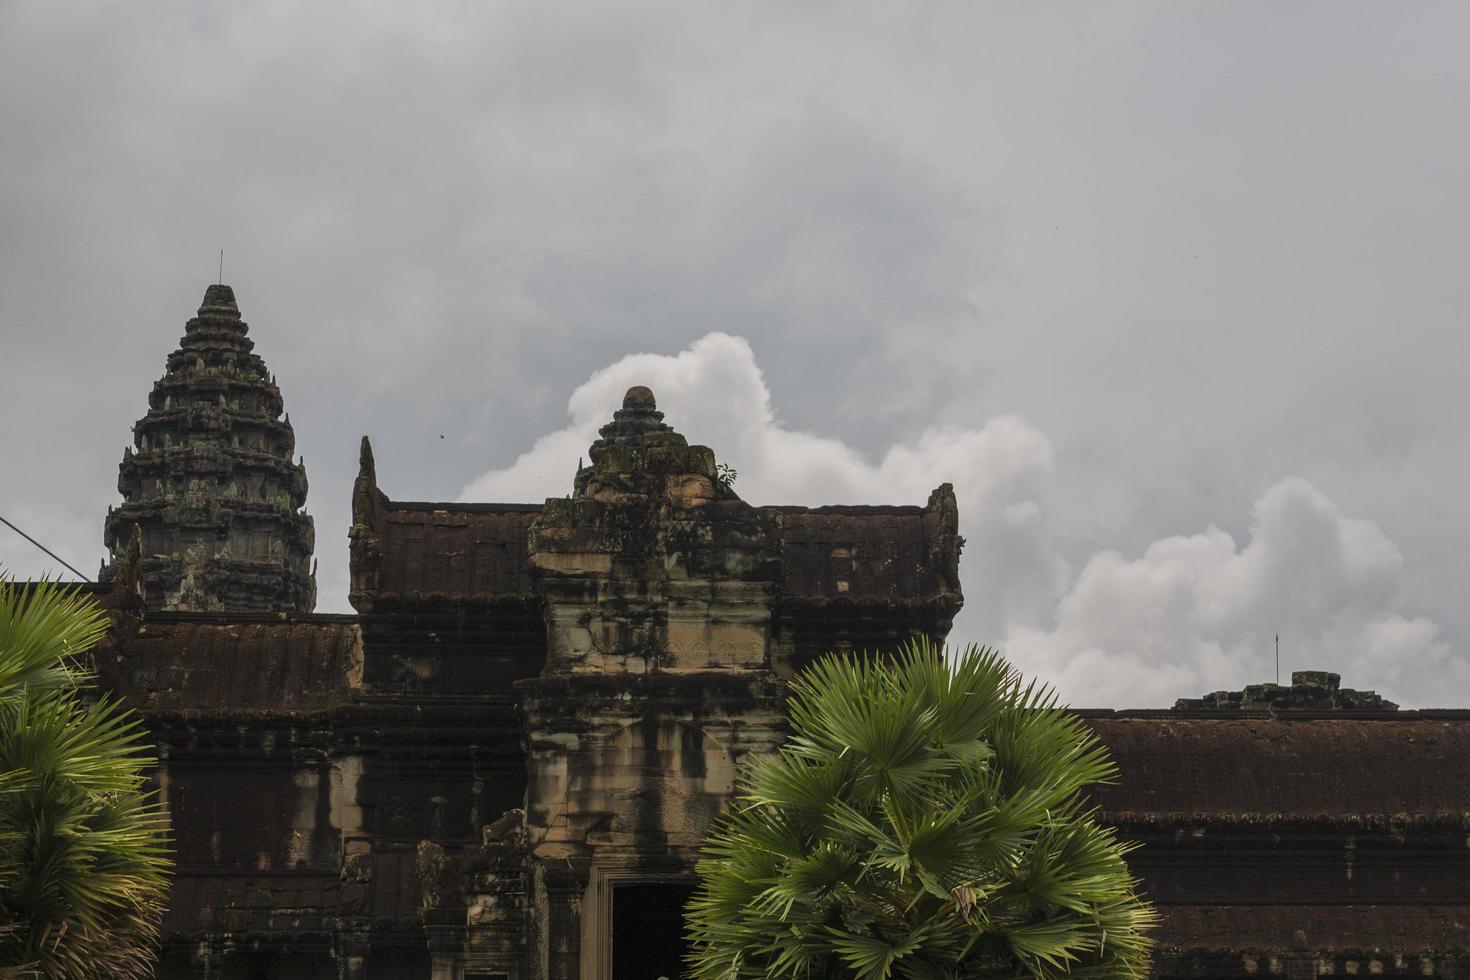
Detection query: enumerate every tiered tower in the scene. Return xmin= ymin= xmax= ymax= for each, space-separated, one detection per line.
xmin=103 ymin=284 xmax=315 ymax=612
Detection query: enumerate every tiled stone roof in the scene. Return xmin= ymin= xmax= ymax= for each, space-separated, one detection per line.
xmin=1086 ymin=714 xmax=1470 ymax=819
xmin=98 ymin=614 xmax=360 ymax=710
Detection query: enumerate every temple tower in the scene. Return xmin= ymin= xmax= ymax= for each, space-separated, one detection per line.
xmin=103 ymin=284 xmax=315 ymax=612
xmin=510 ymin=386 xmax=962 ymax=980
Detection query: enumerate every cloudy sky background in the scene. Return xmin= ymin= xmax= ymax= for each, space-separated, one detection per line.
xmin=4 ymin=1 xmax=1466 ymax=707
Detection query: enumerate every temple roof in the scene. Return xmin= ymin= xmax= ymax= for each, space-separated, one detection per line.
xmin=349 ymin=389 xmax=962 ymax=615
xmin=98 ymin=614 xmax=361 ymax=711
xmin=1086 ymin=714 xmax=1470 ymax=819
xmin=352 ymin=498 xmax=960 ymax=607
xmin=1151 ymin=904 xmax=1470 ymax=954
xmin=775 ymin=500 xmax=959 ymax=603
xmin=370 ymin=501 xmax=542 ymax=603
xmin=349 ymin=459 xmax=961 ymax=612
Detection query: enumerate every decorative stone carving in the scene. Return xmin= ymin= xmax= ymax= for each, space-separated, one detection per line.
xmin=530 ymin=386 xmax=782 ymax=675
xmin=102 ymin=284 xmax=315 ymax=612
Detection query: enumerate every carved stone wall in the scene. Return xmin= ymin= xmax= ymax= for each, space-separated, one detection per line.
xmin=510 ymin=388 xmax=797 ymax=980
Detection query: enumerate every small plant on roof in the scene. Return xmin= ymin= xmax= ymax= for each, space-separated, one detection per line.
xmin=714 ymin=463 xmax=738 ymax=495
xmin=686 ymin=638 xmax=1156 ymax=980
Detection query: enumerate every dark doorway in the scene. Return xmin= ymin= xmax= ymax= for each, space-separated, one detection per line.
xmin=369 ymin=947 xmax=433 ymax=979
xmin=612 ymin=882 xmax=697 ymax=980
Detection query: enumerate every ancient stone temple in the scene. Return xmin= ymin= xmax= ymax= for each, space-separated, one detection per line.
xmin=102 ymin=284 xmax=315 ymax=612
xmin=344 ymin=385 xmax=963 ymax=980
xmin=39 ymin=283 xmax=1470 ymax=978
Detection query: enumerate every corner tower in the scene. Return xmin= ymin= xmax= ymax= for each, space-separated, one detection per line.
xmin=103 ymin=284 xmax=315 ymax=612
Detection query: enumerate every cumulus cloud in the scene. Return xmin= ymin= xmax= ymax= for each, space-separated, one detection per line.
xmin=460 ymin=332 xmax=1070 ymax=644
xmin=4 ymin=3 xmax=1467 ymax=710
xmin=1007 ymin=477 xmax=1461 ymax=708
xmin=462 ymin=336 xmax=1461 ymax=709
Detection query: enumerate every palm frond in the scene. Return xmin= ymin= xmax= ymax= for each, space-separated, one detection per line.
xmin=0 ymin=575 xmax=107 ymax=700
xmin=0 ymin=575 xmax=171 ymax=979
xmin=687 ymin=638 xmax=1156 ymax=980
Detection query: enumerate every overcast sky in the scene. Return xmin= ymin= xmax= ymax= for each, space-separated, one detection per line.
xmin=4 ymin=1 xmax=1467 ymax=707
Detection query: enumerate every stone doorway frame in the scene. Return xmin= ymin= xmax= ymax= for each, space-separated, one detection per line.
xmin=580 ymin=859 xmax=699 ymax=980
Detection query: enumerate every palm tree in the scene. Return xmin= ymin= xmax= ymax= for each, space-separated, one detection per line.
xmin=686 ymin=639 xmax=1156 ymax=980
xmin=0 ymin=576 xmax=171 ymax=979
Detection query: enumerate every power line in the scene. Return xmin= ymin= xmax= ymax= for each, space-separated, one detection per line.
xmin=0 ymin=513 xmax=91 ymax=581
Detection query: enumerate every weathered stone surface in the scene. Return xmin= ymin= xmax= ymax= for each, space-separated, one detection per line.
xmin=1081 ymin=707 xmax=1470 ymax=978
xmin=506 ymin=389 xmax=951 ymax=979
xmin=102 ymin=284 xmax=315 ymax=613
xmin=1175 ymin=669 xmax=1399 ymax=711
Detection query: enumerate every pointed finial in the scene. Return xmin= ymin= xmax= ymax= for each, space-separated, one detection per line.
xmin=200 ymin=283 xmax=238 ymax=310
xmin=358 ymin=436 xmax=376 ymax=482
xmin=623 ymin=386 xmax=656 ymax=412
xmin=352 ymin=436 xmax=381 ymax=527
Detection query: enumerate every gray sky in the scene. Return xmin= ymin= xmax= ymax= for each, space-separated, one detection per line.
xmin=4 ymin=1 xmax=1467 ymax=707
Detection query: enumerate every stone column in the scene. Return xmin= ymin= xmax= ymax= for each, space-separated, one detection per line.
xmin=189 ymin=941 xmax=222 ymax=980
xmin=337 ymin=930 xmax=371 ymax=980
xmin=339 ymin=952 xmax=369 ymax=980
xmin=425 ymin=908 xmax=466 ymax=980
xmin=531 ymin=862 xmax=586 ymax=980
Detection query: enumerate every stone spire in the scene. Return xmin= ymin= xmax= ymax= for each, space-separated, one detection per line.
xmin=533 ymin=386 xmax=778 ymax=673
xmin=571 ymin=385 xmax=709 ymax=500
xmin=102 ymin=284 xmax=315 ymax=612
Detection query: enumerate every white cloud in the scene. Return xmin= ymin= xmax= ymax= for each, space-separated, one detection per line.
xmin=462 ymin=336 xmax=1462 ymax=709
xmin=461 ymin=332 xmax=1070 ymax=645
xmin=1007 ymin=477 xmax=1461 ymax=708
xmin=5 ymin=2 xmax=1468 ymax=698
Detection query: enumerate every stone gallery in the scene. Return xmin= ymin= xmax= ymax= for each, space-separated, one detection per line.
xmin=64 ymin=286 xmax=1469 ymax=977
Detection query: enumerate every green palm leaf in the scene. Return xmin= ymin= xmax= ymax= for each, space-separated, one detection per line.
xmin=0 ymin=577 xmax=106 ymax=701
xmin=687 ymin=639 xmax=1157 ymax=980
xmin=0 ymin=574 xmax=171 ymax=979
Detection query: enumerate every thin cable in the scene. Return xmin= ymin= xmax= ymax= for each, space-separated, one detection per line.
xmin=0 ymin=513 xmax=92 ymax=581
